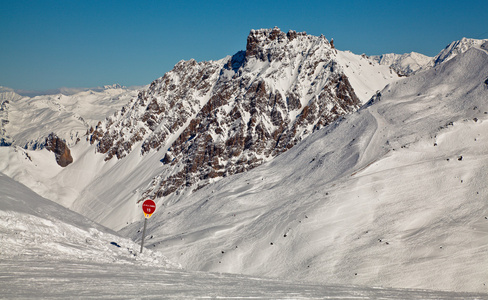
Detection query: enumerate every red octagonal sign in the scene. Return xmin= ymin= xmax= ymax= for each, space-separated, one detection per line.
xmin=142 ymin=199 xmax=156 ymax=216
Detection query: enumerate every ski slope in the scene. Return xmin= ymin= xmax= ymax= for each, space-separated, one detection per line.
xmin=0 ymin=172 xmax=176 ymax=267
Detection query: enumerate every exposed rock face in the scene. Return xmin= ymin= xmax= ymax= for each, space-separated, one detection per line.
xmin=89 ymin=28 xmax=361 ymax=199
xmin=0 ymin=98 xmax=11 ymax=146
xmin=45 ymin=133 xmax=73 ymax=167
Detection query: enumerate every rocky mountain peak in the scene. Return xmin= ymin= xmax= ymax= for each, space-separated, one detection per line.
xmin=89 ymin=28 xmax=362 ymax=199
xmin=246 ymin=27 xmax=331 ymax=61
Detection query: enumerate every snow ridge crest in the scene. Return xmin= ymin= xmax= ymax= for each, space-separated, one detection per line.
xmin=434 ymin=37 xmax=488 ymax=66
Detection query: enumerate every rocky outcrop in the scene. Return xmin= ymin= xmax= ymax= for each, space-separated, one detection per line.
xmin=45 ymin=133 xmax=73 ymax=167
xmin=89 ymin=28 xmax=361 ymax=199
xmin=0 ymin=98 xmax=11 ymax=146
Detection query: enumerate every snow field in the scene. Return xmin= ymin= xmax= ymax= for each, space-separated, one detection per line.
xmin=336 ymin=50 xmax=399 ymax=103
xmin=3 ymin=260 xmax=486 ymax=299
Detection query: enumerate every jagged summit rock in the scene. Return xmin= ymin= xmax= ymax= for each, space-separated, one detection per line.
xmin=245 ymin=27 xmax=323 ymax=60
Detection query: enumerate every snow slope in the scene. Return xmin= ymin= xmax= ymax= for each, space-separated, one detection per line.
xmin=1 ymin=172 xmax=486 ymax=299
xmin=119 ymin=45 xmax=488 ymax=293
xmin=0 ymin=172 xmax=176 ymax=267
xmin=336 ymin=50 xmax=398 ymax=102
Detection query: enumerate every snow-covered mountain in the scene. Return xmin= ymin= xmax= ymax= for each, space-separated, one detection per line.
xmin=2 ymin=28 xmax=397 ymax=206
xmin=371 ymin=52 xmax=432 ymax=75
xmin=434 ymin=37 xmax=488 ymax=66
xmin=371 ymin=37 xmax=488 ymax=76
xmin=87 ymin=27 xmax=398 ymax=200
xmin=2 ymin=29 xmax=488 ymax=295
xmin=118 ymin=40 xmax=488 ymax=293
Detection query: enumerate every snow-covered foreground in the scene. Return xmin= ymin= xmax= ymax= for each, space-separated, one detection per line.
xmin=3 ymin=173 xmax=487 ymax=299
xmin=0 ymin=172 xmax=177 ymax=267
xmin=3 ymin=260 xmax=488 ymax=299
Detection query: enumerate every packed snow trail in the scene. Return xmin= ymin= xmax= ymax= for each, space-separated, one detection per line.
xmin=2 ymin=260 xmax=487 ymax=299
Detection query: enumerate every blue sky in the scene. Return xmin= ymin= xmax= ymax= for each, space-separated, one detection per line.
xmin=1 ymin=0 xmax=487 ymax=91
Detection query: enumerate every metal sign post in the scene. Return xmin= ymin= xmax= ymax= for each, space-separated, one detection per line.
xmin=140 ymin=218 xmax=148 ymax=253
xmin=140 ymin=199 xmax=156 ymax=253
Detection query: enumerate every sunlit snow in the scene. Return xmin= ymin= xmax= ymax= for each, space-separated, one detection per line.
xmin=1 ymin=37 xmax=488 ymax=298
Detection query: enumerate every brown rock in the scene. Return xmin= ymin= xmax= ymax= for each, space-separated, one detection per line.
xmin=45 ymin=133 xmax=73 ymax=167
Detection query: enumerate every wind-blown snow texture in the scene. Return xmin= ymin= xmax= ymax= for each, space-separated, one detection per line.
xmin=1 ymin=29 xmax=488 ymax=296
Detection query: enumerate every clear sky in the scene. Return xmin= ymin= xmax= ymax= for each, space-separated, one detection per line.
xmin=1 ymin=0 xmax=487 ymax=91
